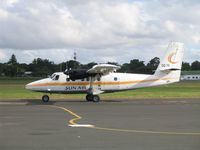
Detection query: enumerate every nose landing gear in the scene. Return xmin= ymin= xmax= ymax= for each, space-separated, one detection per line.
xmin=42 ymin=95 xmax=49 ymax=103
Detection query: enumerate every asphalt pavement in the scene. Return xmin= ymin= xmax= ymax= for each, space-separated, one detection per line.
xmin=0 ymin=99 xmax=200 ymax=150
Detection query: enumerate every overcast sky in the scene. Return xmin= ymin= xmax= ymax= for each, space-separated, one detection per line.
xmin=0 ymin=0 xmax=200 ymax=64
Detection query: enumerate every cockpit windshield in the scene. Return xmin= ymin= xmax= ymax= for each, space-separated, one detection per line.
xmin=50 ymin=73 xmax=60 ymax=80
xmin=51 ymin=74 xmax=56 ymax=79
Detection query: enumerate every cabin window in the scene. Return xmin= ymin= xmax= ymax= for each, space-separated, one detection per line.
xmin=55 ymin=75 xmax=59 ymax=80
xmin=97 ymin=77 xmax=101 ymax=81
xmin=66 ymin=78 xmax=70 ymax=82
xmin=81 ymin=78 xmax=85 ymax=81
xmin=114 ymin=77 xmax=118 ymax=81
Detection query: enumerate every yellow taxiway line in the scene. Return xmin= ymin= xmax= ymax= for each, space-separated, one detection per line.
xmin=49 ymin=105 xmax=82 ymax=125
xmin=49 ymin=105 xmax=200 ymax=136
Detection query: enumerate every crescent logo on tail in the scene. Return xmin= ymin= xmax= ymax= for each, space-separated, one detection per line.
xmin=168 ymin=52 xmax=177 ymax=64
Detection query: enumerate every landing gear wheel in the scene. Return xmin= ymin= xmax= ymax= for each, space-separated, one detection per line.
xmin=42 ymin=95 xmax=49 ymax=103
xmin=86 ymin=94 xmax=93 ymax=102
xmin=92 ymin=95 xmax=100 ymax=103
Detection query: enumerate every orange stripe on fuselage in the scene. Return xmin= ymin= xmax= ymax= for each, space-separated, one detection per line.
xmin=28 ymin=78 xmax=175 ymax=87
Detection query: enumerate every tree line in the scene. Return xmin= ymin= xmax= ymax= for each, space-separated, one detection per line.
xmin=0 ymin=54 xmax=200 ymax=77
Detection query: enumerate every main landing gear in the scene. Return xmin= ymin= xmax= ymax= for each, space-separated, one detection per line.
xmin=86 ymin=94 xmax=100 ymax=102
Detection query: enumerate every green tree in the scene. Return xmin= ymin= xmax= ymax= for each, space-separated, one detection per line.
xmin=191 ymin=61 xmax=200 ymax=70
xmin=182 ymin=62 xmax=191 ymax=70
xmin=4 ymin=54 xmax=18 ymax=77
xmin=0 ymin=63 xmax=4 ymax=76
xmin=146 ymin=57 xmax=160 ymax=74
xmin=107 ymin=62 xmax=119 ymax=66
xmin=80 ymin=62 xmax=97 ymax=69
xmin=129 ymin=59 xmax=145 ymax=73
xmin=7 ymin=54 xmax=17 ymax=65
xmin=58 ymin=62 xmax=67 ymax=72
xmin=119 ymin=63 xmax=129 ymax=72
xmin=86 ymin=62 xmax=97 ymax=68
xmin=120 ymin=59 xmax=147 ymax=73
xmin=66 ymin=60 xmax=80 ymax=70
xmin=147 ymin=57 xmax=160 ymax=69
xmin=29 ymin=58 xmax=57 ymax=77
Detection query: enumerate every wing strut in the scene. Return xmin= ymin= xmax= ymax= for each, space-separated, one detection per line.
xmin=87 ymin=75 xmax=104 ymax=95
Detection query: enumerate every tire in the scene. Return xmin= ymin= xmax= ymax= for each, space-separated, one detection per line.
xmin=92 ymin=95 xmax=100 ymax=102
xmin=86 ymin=94 xmax=93 ymax=102
xmin=42 ymin=95 xmax=49 ymax=102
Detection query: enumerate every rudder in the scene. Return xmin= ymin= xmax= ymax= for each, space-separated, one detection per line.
xmin=154 ymin=42 xmax=184 ymax=82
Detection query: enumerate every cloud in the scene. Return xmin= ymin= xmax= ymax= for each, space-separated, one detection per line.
xmin=0 ymin=50 xmax=7 ymax=62
xmin=0 ymin=0 xmax=199 ymax=64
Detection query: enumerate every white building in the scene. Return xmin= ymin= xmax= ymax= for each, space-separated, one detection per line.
xmin=24 ymin=71 xmax=32 ymax=76
xmin=181 ymin=71 xmax=200 ymax=80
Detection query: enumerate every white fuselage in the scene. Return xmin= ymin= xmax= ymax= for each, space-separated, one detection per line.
xmin=25 ymin=42 xmax=184 ymax=103
xmin=26 ymin=72 xmax=178 ymax=94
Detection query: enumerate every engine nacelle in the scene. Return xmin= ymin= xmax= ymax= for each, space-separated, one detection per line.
xmin=64 ymin=69 xmax=90 ymax=80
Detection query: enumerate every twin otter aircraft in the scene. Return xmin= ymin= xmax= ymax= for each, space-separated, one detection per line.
xmin=26 ymin=42 xmax=184 ymax=102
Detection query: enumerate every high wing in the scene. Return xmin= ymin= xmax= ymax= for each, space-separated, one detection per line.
xmin=87 ymin=64 xmax=120 ymax=75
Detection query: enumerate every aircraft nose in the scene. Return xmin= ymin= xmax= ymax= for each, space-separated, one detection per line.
xmin=25 ymin=82 xmax=34 ymax=90
xmin=25 ymin=78 xmax=49 ymax=91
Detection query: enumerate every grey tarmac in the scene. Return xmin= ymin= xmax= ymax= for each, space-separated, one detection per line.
xmin=0 ymin=99 xmax=200 ymax=150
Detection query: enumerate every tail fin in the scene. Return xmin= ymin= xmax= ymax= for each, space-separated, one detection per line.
xmin=154 ymin=42 xmax=184 ymax=82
